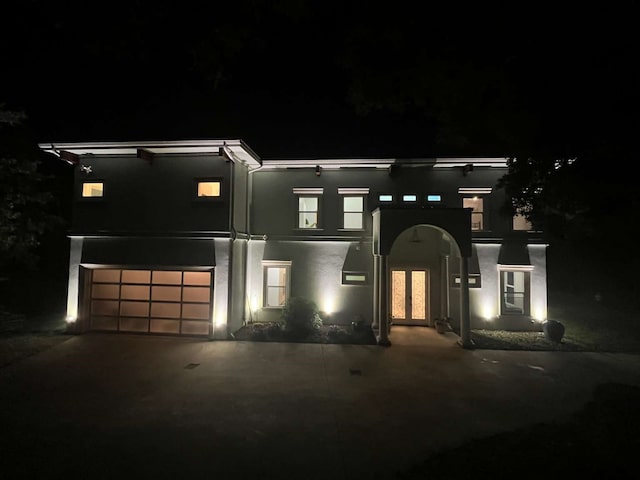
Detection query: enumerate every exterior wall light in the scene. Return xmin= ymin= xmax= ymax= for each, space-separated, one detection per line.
xmin=315 ymin=165 xmax=321 ymax=176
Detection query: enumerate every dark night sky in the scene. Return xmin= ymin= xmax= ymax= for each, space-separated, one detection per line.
xmin=2 ymin=1 xmax=639 ymax=159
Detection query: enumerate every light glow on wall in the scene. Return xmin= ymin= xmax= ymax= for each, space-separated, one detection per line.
xmin=482 ymin=303 xmax=494 ymax=320
xmin=323 ymin=295 xmax=335 ymax=315
xmin=250 ymin=296 xmax=259 ymax=312
xmin=65 ymin=315 xmax=77 ymax=324
xmin=532 ymin=305 xmax=546 ymax=322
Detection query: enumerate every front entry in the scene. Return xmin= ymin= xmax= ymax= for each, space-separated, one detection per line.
xmin=390 ymin=269 xmax=429 ymax=324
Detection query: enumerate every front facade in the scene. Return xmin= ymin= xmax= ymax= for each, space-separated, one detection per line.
xmin=41 ymin=140 xmax=547 ymax=346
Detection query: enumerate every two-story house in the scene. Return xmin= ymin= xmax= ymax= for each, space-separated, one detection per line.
xmin=40 ymin=140 xmax=547 ymax=347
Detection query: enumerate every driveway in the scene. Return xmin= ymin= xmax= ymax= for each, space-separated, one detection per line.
xmin=1 ymin=327 xmax=639 ymax=479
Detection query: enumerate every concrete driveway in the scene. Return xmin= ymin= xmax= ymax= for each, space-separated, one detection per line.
xmin=1 ymin=327 xmax=639 ymax=479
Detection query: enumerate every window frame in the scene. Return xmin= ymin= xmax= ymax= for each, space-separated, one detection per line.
xmin=262 ymin=261 xmax=292 ymax=309
xmin=463 ymin=196 xmax=486 ymax=231
xmin=341 ymin=195 xmax=365 ymax=231
xmin=342 ymin=271 xmax=369 ymax=285
xmin=499 ymin=268 xmax=531 ymax=316
xmin=80 ymin=180 xmax=105 ymax=200
xmin=194 ymin=177 xmax=223 ymax=201
xmin=296 ymin=195 xmax=321 ymax=229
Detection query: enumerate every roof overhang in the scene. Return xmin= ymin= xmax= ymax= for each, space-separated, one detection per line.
xmin=38 ymin=139 xmax=262 ymax=168
xmin=260 ymin=157 xmax=508 ymax=169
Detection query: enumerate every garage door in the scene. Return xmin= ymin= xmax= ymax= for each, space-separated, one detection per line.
xmin=89 ymin=269 xmax=213 ymax=336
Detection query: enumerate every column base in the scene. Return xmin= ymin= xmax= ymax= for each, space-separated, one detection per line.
xmin=377 ymin=336 xmax=392 ymax=347
xmin=457 ymin=338 xmax=475 ymax=349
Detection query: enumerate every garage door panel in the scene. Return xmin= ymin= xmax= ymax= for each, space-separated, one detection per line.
xmin=151 ymin=286 xmax=181 ymax=301
xmin=122 ymin=270 xmax=151 ymax=284
xmin=181 ymin=321 xmax=210 ymax=335
xmin=182 ymin=287 xmax=210 ymax=303
xmin=183 ymin=271 xmax=211 ymax=286
xmin=150 ymin=302 xmax=181 ymax=318
xmin=92 ymin=284 xmax=120 ymax=299
xmin=120 ymin=301 xmax=150 ymax=317
xmin=121 ymin=285 xmax=150 ymax=300
xmin=120 ymin=317 xmax=149 ymax=332
xmin=182 ymin=303 xmax=210 ymax=320
xmin=91 ymin=316 xmax=118 ymax=331
xmin=150 ymin=319 xmax=181 ymax=334
xmin=92 ymin=300 xmax=119 ymax=316
xmin=152 ymin=271 xmax=182 ymax=285
xmin=93 ymin=269 xmax=121 ymax=283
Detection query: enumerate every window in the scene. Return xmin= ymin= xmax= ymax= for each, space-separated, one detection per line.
xmin=342 ymin=271 xmax=368 ymax=285
xmin=513 ymin=213 xmax=533 ymax=231
xmin=82 ymin=182 xmax=104 ymax=198
xmin=402 ymin=194 xmax=418 ymax=203
xmin=463 ymin=197 xmax=484 ymax=231
xmin=298 ymin=196 xmax=319 ymax=228
xmin=342 ymin=196 xmax=364 ymax=229
xmin=263 ymin=262 xmax=291 ymax=307
xmin=500 ymin=270 xmax=530 ymax=315
xmin=378 ymin=194 xmax=393 ymax=203
xmin=452 ymin=274 xmax=482 ymax=288
xmin=196 ymin=180 xmax=221 ymax=198
xmin=427 ymin=194 xmax=442 ymax=203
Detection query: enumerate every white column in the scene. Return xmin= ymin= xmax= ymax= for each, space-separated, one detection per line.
xmin=66 ymin=237 xmax=83 ymax=324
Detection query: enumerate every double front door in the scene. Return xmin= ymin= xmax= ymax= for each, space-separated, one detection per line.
xmin=391 ymin=269 xmax=429 ymax=324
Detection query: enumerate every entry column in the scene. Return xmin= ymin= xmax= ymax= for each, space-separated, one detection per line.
xmin=459 ymin=256 xmax=473 ymax=348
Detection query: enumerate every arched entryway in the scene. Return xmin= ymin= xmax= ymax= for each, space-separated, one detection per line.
xmin=372 ymin=207 xmax=473 ymax=348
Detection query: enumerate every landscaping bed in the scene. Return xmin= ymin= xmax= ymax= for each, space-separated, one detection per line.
xmin=232 ymin=322 xmax=377 ymax=345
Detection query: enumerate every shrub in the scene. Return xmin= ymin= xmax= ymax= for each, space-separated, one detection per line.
xmin=281 ymin=297 xmax=322 ymax=336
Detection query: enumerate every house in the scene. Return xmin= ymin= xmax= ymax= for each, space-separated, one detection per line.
xmin=39 ymin=140 xmax=547 ymax=347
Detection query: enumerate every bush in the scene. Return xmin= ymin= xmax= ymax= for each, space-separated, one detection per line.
xmin=281 ymin=297 xmax=322 ymax=336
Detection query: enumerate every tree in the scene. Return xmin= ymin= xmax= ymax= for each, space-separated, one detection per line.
xmin=0 ymin=106 xmax=60 ymax=271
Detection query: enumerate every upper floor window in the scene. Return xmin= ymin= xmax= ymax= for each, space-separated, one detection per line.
xmin=294 ymin=188 xmax=323 ymax=229
xmin=298 ymin=196 xmax=319 ymax=228
xmin=378 ymin=194 xmax=394 ymax=203
xmin=82 ymin=182 xmax=104 ymax=198
xmin=402 ymin=194 xmax=418 ymax=203
xmin=463 ymin=196 xmax=484 ymax=231
xmin=197 ymin=180 xmax=221 ymax=198
xmin=343 ymin=196 xmax=364 ymax=230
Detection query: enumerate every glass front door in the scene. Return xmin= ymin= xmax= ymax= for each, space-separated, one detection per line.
xmin=391 ymin=269 xmax=428 ymax=323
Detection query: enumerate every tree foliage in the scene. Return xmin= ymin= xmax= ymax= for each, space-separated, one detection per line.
xmin=0 ymin=107 xmax=60 ymax=270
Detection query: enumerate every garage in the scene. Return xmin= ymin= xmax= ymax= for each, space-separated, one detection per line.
xmin=89 ymin=268 xmax=213 ymax=336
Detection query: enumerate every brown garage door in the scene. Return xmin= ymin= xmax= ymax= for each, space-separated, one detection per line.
xmin=89 ymin=269 xmax=213 ymax=336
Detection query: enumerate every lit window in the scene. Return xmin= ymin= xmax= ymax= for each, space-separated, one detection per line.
xmin=463 ymin=197 xmax=484 ymax=231
xmin=427 ymin=194 xmax=442 ymax=202
xmin=378 ymin=194 xmax=393 ymax=202
xmin=197 ymin=181 xmax=221 ymax=197
xmin=343 ymin=196 xmax=364 ymax=230
xmin=298 ymin=196 xmax=319 ymax=228
xmin=342 ymin=271 xmax=368 ymax=285
xmin=263 ymin=262 xmax=291 ymax=307
xmin=500 ymin=270 xmax=530 ymax=315
xmin=513 ymin=214 xmax=533 ymax=231
xmin=82 ymin=182 xmax=104 ymax=198
xmin=403 ymin=194 xmax=417 ymax=202
xmin=452 ymin=274 xmax=482 ymax=288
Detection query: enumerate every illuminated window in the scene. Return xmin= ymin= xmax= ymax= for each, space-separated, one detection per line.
xmin=342 ymin=196 xmax=364 ymax=230
xmin=342 ymin=271 xmax=368 ymax=285
xmin=378 ymin=194 xmax=393 ymax=202
xmin=463 ymin=197 xmax=485 ymax=231
xmin=263 ymin=262 xmax=291 ymax=307
xmin=197 ymin=181 xmax=221 ymax=197
xmin=452 ymin=274 xmax=482 ymax=288
xmin=403 ymin=194 xmax=418 ymax=202
xmin=500 ymin=270 xmax=530 ymax=315
xmin=82 ymin=182 xmax=104 ymax=197
xmin=427 ymin=194 xmax=442 ymax=202
xmin=513 ymin=213 xmax=533 ymax=231
xmin=298 ymin=196 xmax=319 ymax=228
